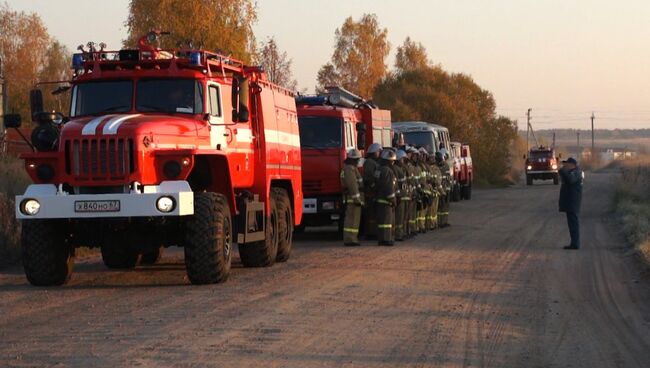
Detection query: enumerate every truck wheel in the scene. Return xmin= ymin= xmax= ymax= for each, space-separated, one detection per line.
xmin=274 ymin=188 xmax=293 ymax=263
xmin=141 ymin=247 xmax=163 ymax=265
xmin=101 ymin=243 xmax=141 ymax=269
xmin=452 ymin=184 xmax=461 ymax=202
xmin=526 ymin=175 xmax=533 ymax=186
xmin=553 ymin=174 xmax=559 ymax=185
xmin=184 ymin=192 xmax=232 ymax=284
xmin=239 ymin=190 xmax=279 ymax=267
xmin=22 ymin=220 xmax=74 ymax=286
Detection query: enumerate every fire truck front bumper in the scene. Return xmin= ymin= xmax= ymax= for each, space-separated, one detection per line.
xmin=15 ymin=181 xmax=194 ymax=220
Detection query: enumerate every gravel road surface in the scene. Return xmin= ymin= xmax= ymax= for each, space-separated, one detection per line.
xmin=1 ymin=171 xmax=649 ymax=367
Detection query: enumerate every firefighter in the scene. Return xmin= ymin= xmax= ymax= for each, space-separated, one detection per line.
xmin=428 ymin=153 xmax=443 ymax=230
xmin=436 ymin=151 xmax=451 ymax=227
xmin=341 ymin=148 xmax=364 ymax=246
xmin=394 ymin=150 xmax=409 ymax=241
xmin=406 ymin=147 xmax=420 ymax=237
xmin=362 ymin=143 xmax=382 ymax=239
xmin=375 ymin=149 xmax=397 ymax=246
xmin=417 ymin=148 xmax=432 ymax=233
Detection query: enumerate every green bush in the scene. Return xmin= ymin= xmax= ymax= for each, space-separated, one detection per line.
xmin=613 ymin=161 xmax=650 ymax=265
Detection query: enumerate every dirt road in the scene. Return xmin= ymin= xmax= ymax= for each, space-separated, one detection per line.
xmin=1 ymin=171 xmax=649 ymax=367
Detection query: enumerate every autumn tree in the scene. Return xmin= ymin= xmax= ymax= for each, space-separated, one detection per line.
xmin=0 ymin=2 xmax=49 ymax=121
xmin=316 ymin=14 xmax=390 ymax=98
xmin=38 ymin=41 xmax=72 ymax=113
xmin=374 ymin=66 xmax=517 ymax=185
xmin=124 ymin=0 xmax=257 ymax=63
xmin=257 ymin=37 xmax=297 ymax=91
xmin=395 ymin=37 xmax=430 ymax=74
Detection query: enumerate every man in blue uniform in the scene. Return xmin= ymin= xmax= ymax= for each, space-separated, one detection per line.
xmin=558 ymin=157 xmax=583 ymax=250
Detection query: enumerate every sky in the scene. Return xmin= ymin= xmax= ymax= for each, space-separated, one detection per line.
xmin=5 ymin=0 xmax=650 ymax=130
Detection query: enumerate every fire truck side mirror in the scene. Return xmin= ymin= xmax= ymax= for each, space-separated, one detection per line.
xmin=355 ymin=122 xmax=366 ymax=148
xmin=3 ymin=114 xmax=22 ymax=128
xmin=30 ymin=89 xmax=44 ymax=121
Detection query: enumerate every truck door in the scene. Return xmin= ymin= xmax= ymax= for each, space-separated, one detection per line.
xmin=207 ymin=83 xmax=227 ymax=149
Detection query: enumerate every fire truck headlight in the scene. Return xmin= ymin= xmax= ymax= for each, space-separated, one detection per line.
xmin=322 ymin=201 xmax=335 ymax=210
xmin=36 ymin=164 xmax=55 ymax=181
xmin=527 ymin=165 xmax=532 ymax=170
xmin=163 ymin=160 xmax=182 ymax=179
xmin=552 ymin=164 xmax=558 ymax=170
xmin=156 ymin=196 xmax=175 ymax=213
xmin=21 ymin=199 xmax=41 ymax=216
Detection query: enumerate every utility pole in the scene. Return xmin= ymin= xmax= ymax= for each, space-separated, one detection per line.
xmin=591 ymin=112 xmax=595 ymax=163
xmin=526 ymin=108 xmax=531 ymax=153
xmin=552 ymin=131 xmax=556 ymax=148
xmin=577 ymin=131 xmax=580 ymax=157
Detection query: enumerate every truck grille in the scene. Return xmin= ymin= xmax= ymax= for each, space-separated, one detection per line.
xmin=303 ymin=180 xmax=322 ymax=193
xmin=65 ymin=138 xmax=135 ymax=180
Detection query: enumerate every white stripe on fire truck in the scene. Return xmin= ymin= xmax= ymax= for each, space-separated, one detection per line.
xmin=82 ymin=115 xmax=117 ymax=135
xmin=263 ymin=129 xmax=301 ymax=147
xmin=102 ymin=114 xmax=142 ymax=135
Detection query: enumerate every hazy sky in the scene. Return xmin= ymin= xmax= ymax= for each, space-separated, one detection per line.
xmin=6 ymin=0 xmax=650 ymax=130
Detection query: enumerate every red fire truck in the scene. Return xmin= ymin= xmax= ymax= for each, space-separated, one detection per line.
xmin=296 ymin=87 xmax=391 ymax=229
xmin=4 ymin=32 xmax=302 ymax=286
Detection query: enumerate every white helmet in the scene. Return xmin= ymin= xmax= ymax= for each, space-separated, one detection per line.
xmin=367 ymin=143 xmax=382 ymax=154
xmin=396 ymin=150 xmax=407 ymax=161
xmin=380 ymin=149 xmax=397 ymax=161
xmin=346 ymin=148 xmax=362 ymax=159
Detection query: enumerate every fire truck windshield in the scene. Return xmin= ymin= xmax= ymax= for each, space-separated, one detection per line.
xmin=71 ymin=78 xmax=204 ymax=117
xmin=298 ymin=116 xmax=342 ymax=149
xmin=136 ymin=79 xmax=203 ymax=114
xmin=71 ymin=80 xmax=132 ymax=116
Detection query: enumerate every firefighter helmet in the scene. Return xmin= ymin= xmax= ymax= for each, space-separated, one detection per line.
xmin=380 ymin=149 xmax=397 ymax=161
xmin=346 ymin=148 xmax=362 ymax=159
xmin=367 ymin=143 xmax=382 ymax=154
xmin=396 ymin=150 xmax=407 ymax=161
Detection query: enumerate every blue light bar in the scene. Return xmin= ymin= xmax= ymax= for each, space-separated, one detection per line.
xmin=296 ymin=95 xmax=328 ymax=106
xmin=190 ymin=52 xmax=202 ymax=66
xmin=72 ymin=54 xmax=84 ymax=69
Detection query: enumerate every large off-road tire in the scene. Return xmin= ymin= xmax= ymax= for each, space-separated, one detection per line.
xmin=526 ymin=175 xmax=533 ymax=186
xmin=22 ymin=220 xmax=74 ymax=286
xmin=452 ymin=183 xmax=462 ymax=202
xmin=101 ymin=241 xmax=141 ymax=269
xmin=141 ymin=247 xmax=163 ymax=265
xmin=239 ymin=190 xmax=279 ymax=267
xmin=184 ymin=192 xmax=232 ymax=284
xmin=462 ymin=184 xmax=472 ymax=200
xmin=274 ymin=188 xmax=293 ymax=263
xmin=553 ymin=174 xmax=559 ymax=185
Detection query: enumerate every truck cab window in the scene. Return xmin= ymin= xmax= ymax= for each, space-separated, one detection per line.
xmin=298 ymin=116 xmax=342 ymax=149
xmin=71 ymin=80 xmax=133 ymax=117
xmin=136 ymin=79 xmax=203 ymax=114
xmin=209 ymin=85 xmax=221 ymax=117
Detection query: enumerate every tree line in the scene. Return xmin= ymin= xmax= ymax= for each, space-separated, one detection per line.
xmin=1 ymin=1 xmax=517 ymax=185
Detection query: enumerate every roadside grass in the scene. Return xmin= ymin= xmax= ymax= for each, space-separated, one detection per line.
xmin=613 ymin=158 xmax=650 ymax=266
xmin=0 ymin=155 xmax=31 ymax=268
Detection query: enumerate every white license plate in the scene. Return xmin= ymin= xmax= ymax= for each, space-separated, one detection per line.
xmin=74 ymin=200 xmax=121 ymax=213
xmin=303 ymin=198 xmax=317 ymax=214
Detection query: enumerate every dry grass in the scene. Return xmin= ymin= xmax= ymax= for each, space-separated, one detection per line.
xmin=613 ymin=156 xmax=650 ymax=267
xmin=0 ymin=155 xmax=31 ymax=267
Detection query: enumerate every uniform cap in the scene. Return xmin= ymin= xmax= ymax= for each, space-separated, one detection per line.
xmin=380 ymin=149 xmax=397 ymax=161
xmin=346 ymin=148 xmax=362 ymax=159
xmin=367 ymin=143 xmax=382 ymax=154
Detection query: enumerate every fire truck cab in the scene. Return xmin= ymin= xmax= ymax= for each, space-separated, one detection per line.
xmin=296 ymin=87 xmax=391 ymax=229
xmin=8 ymin=33 xmax=302 ymax=286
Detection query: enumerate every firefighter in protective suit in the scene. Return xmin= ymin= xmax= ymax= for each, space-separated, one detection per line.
xmin=362 ymin=143 xmax=382 ymax=239
xmin=427 ymin=154 xmax=443 ymax=230
xmin=375 ymin=149 xmax=397 ymax=246
xmin=341 ymin=148 xmax=364 ymax=245
xmin=436 ymin=151 xmax=451 ymax=227
xmin=395 ymin=150 xmax=410 ymax=241
xmin=406 ymin=147 xmax=420 ymax=237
